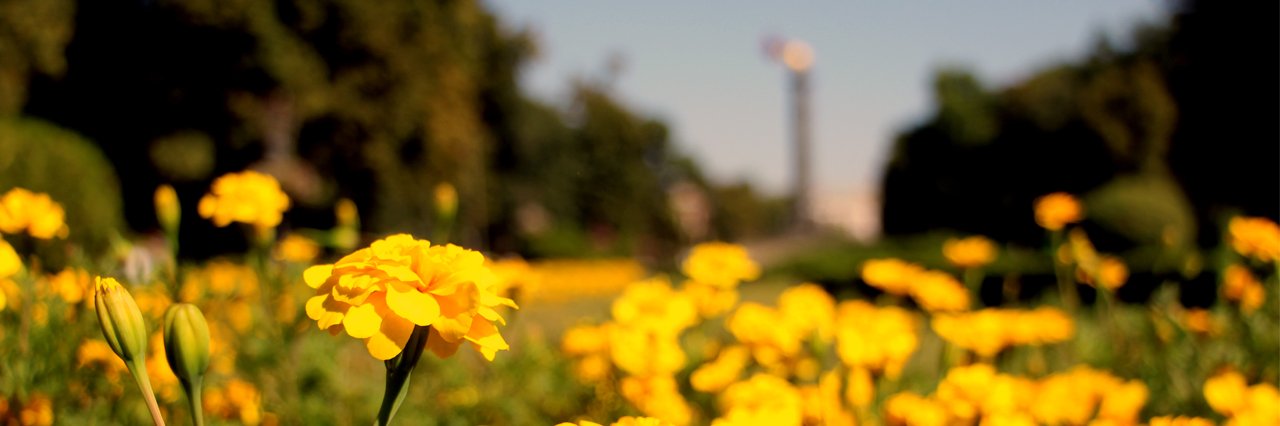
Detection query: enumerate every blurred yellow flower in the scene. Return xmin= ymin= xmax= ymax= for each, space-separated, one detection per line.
xmin=204 ymin=379 xmax=263 ymax=426
xmin=557 ymin=420 xmax=604 ymax=426
xmin=1096 ymin=256 xmax=1129 ymax=291
xmin=884 ymin=392 xmax=948 ymax=426
xmin=681 ymin=242 xmax=760 ymax=289
xmin=778 ymin=283 xmax=835 ymax=341
xmin=1034 ymin=192 xmax=1083 ymax=231
xmin=714 ymin=374 xmax=803 ymax=426
xmin=612 ymin=417 xmax=675 ymax=426
xmin=197 ymin=170 xmax=290 ymax=230
xmin=1095 ymin=380 xmax=1147 ymax=424
xmin=934 ymin=308 xmax=1073 ymax=358
xmin=861 ymin=258 xmax=923 ymax=296
xmin=943 ymin=236 xmax=997 ymax=269
xmin=835 ymin=300 xmax=918 ymax=378
xmin=274 ymin=234 xmax=320 ymax=263
xmin=691 ymin=345 xmax=750 ymax=393
xmin=845 ymin=366 xmax=875 ymax=408
xmin=619 ymin=375 xmax=692 ymax=426
xmin=47 ymin=268 xmax=91 ymax=306
xmin=909 ymin=270 xmax=971 ymax=313
xmin=1149 ymin=416 xmax=1215 ymax=426
xmin=562 ymin=323 xmax=611 ymax=356
xmin=0 ymin=188 xmax=68 ymax=239
xmin=1223 ymin=264 xmax=1266 ymax=314
xmin=1204 ymin=369 xmax=1248 ymax=416
xmin=434 ymin=182 xmax=458 ymax=218
xmin=727 ymin=302 xmax=802 ymax=367
xmin=611 ymin=277 xmax=697 ymax=337
xmin=682 ymin=281 xmax=739 ymax=318
xmin=17 ymin=393 xmax=53 ymax=426
xmin=1180 ymin=308 xmax=1215 ymax=335
xmin=304 ymin=234 xmax=516 ymax=360
xmin=609 ymin=323 xmax=686 ymax=377
xmin=77 ymin=339 xmax=129 ymax=382
xmin=1228 ymin=216 xmax=1280 ymax=263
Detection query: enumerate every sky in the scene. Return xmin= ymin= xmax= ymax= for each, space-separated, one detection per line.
xmin=483 ymin=1 xmax=1170 ymax=196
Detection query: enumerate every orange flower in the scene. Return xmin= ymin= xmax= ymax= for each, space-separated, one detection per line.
xmin=304 ymin=234 xmax=516 ymax=360
xmin=1034 ymin=192 xmax=1083 ymax=231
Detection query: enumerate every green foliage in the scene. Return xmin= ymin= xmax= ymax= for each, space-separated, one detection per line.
xmin=0 ymin=116 xmax=123 ymax=253
xmin=1085 ymin=172 xmax=1196 ymax=250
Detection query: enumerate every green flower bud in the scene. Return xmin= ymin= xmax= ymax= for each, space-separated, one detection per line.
xmin=163 ymin=303 xmax=211 ymax=385
xmin=94 ymin=277 xmax=148 ymax=363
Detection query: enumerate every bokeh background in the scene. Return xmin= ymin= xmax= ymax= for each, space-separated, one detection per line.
xmin=0 ymin=0 xmax=1276 ymax=424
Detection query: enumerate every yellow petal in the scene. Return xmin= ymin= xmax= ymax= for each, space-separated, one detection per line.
xmin=343 ymin=303 xmax=382 ymax=339
xmin=305 ymin=295 xmax=327 ymax=320
xmin=426 ymin=326 xmax=461 ymax=359
xmin=385 ymin=283 xmax=441 ymax=326
xmin=304 ymin=265 xmax=334 ymax=288
xmin=364 ymin=314 xmax=415 ymax=360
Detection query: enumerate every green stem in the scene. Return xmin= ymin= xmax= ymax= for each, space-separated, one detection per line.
xmin=374 ymin=326 xmax=431 ymax=426
xmin=129 ymin=360 xmax=167 ymax=426
xmin=183 ymin=378 xmax=204 ymax=426
xmin=1049 ymin=230 xmax=1078 ymax=310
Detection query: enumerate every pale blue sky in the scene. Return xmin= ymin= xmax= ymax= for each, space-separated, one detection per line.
xmin=484 ymin=1 xmax=1170 ymax=195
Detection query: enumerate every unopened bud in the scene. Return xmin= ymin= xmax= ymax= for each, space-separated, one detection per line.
xmin=154 ymin=185 xmax=181 ymax=233
xmin=163 ymin=303 xmax=211 ymax=385
xmin=94 ymin=277 xmax=148 ymax=364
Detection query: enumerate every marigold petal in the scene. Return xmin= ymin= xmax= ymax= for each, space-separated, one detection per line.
xmin=385 ymin=283 xmax=441 ymax=326
xmin=304 ymin=265 xmax=334 ymax=289
xmin=426 ymin=326 xmax=462 ymax=359
xmin=343 ymin=303 xmax=382 ymax=339
xmin=364 ymin=314 xmax=415 ymax=360
xmin=305 ymin=295 xmax=327 ymax=320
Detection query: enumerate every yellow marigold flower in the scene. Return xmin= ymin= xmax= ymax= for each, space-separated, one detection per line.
xmin=943 ymin=236 xmax=997 ymax=269
xmin=612 ymin=277 xmax=697 ymax=336
xmin=728 ymin=302 xmax=803 ymax=367
xmin=1034 ymin=192 xmax=1083 ymax=231
xmin=835 ymin=301 xmax=918 ymax=378
xmin=861 ymin=258 xmax=923 ymax=296
xmin=982 ymin=412 xmax=1037 ymax=426
xmin=1223 ymin=264 xmax=1266 ymax=314
xmin=935 ymin=363 xmax=997 ymax=421
xmin=1205 ymin=369 xmax=1248 ymax=416
xmin=0 ymin=188 xmax=68 ymax=239
xmin=778 ymin=283 xmax=835 ymax=341
xmin=1235 ymin=383 xmax=1280 ymax=426
xmin=681 ymin=242 xmax=760 ymax=289
xmin=1149 ymin=416 xmax=1215 ymax=426
xmin=935 ymin=308 xmax=1074 ymax=358
xmin=909 ymin=270 xmax=970 ymax=313
xmin=1229 ymin=216 xmax=1280 ymax=263
xmin=716 ymin=374 xmax=804 ymax=426
xmin=197 ymin=170 xmax=290 ymax=230
xmin=884 ymin=392 xmax=948 ymax=426
xmin=303 ymin=234 xmax=516 ymax=361
xmin=619 ymin=375 xmax=692 ymax=426
xmin=274 ymin=234 xmax=320 ymax=263
xmin=17 ymin=393 xmax=53 ymax=426
xmin=691 ymin=345 xmax=750 ymax=393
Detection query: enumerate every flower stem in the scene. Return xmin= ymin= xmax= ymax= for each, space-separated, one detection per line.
xmin=129 ymin=360 xmax=167 ymax=426
xmin=374 ymin=326 xmax=431 ymax=426
xmin=183 ymin=378 xmax=204 ymax=426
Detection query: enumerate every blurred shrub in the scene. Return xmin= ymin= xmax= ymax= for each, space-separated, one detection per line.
xmin=1084 ymin=172 xmax=1195 ymax=250
xmin=0 ymin=117 xmax=124 ymax=253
